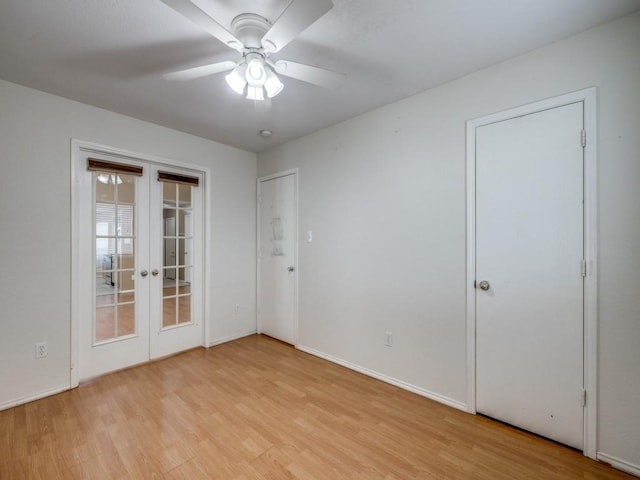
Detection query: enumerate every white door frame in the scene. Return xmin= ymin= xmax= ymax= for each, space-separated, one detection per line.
xmin=256 ymin=169 xmax=299 ymax=345
xmin=465 ymin=88 xmax=598 ymax=458
xmin=70 ymin=139 xmax=212 ymax=387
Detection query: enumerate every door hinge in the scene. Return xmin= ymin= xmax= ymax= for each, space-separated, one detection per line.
xmin=581 ymin=259 xmax=587 ymax=277
xmin=581 ymin=389 xmax=587 ymax=407
xmin=581 ymin=129 xmax=586 ymax=148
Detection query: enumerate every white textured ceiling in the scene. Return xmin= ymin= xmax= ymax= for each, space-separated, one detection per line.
xmin=0 ymin=0 xmax=638 ymax=153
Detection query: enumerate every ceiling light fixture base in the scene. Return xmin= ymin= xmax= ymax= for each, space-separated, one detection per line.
xmin=230 ymin=13 xmax=271 ymax=49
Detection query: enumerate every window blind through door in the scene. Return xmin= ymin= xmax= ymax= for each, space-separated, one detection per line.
xmin=87 ymin=158 xmax=143 ymax=176
xmin=157 ymin=171 xmax=199 ymax=187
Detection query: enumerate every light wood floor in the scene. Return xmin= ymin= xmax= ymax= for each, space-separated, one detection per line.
xmin=0 ymin=335 xmax=633 ymax=479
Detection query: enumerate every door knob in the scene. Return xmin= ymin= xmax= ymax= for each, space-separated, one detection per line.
xmin=479 ymin=280 xmax=490 ymax=291
xmin=287 ymin=266 xmax=295 ymax=272
xmin=140 ymin=270 xmax=149 ymax=277
xmin=151 ymin=269 xmax=159 ymax=276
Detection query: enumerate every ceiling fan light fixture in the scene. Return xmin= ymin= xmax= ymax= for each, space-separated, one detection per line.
xmin=97 ymin=174 xmax=123 ymax=185
xmin=225 ymin=63 xmax=247 ymax=95
xmin=160 ymin=0 xmax=344 ymax=103
xmin=246 ymin=85 xmax=264 ymax=101
xmin=264 ymin=68 xmax=284 ymax=98
xmin=245 ymin=58 xmax=267 ymax=87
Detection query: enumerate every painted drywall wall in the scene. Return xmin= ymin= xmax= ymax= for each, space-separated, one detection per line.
xmin=0 ymin=79 xmax=257 ymax=408
xmin=258 ymin=12 xmax=640 ymax=470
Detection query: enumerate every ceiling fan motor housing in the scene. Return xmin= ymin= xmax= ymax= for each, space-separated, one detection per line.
xmin=230 ymin=13 xmax=271 ymax=50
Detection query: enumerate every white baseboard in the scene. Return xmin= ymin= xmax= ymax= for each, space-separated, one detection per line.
xmin=0 ymin=385 xmax=70 ymax=412
xmin=208 ymin=329 xmax=257 ymax=347
xmin=597 ymin=452 xmax=640 ymax=478
xmin=296 ymin=344 xmax=467 ymax=412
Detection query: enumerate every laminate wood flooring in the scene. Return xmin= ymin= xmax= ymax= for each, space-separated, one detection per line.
xmin=0 ymin=335 xmax=633 ymax=479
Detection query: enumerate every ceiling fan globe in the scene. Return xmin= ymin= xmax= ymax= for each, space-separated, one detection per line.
xmin=246 ymin=85 xmax=265 ymax=101
xmin=225 ymin=63 xmax=248 ymax=95
xmin=264 ymin=67 xmax=284 ymax=98
xmin=246 ymin=57 xmax=267 ymax=87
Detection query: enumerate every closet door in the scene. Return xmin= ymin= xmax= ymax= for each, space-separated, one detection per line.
xmin=475 ymin=102 xmax=585 ymax=449
xmin=258 ymin=172 xmax=297 ymax=344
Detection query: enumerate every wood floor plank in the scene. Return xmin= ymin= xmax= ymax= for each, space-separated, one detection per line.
xmin=0 ymin=334 xmax=635 ymax=479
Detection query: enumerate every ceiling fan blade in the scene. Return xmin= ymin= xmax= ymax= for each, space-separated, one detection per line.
xmin=159 ymin=0 xmax=244 ymax=52
xmin=261 ymin=0 xmax=333 ymax=53
xmin=163 ymin=61 xmax=236 ymax=81
xmin=273 ymin=60 xmax=346 ymax=89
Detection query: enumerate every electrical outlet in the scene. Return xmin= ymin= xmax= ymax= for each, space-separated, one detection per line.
xmin=235 ymin=304 xmax=240 ymax=314
xmin=385 ymin=331 xmax=393 ymax=347
xmin=35 ymin=342 xmax=48 ymax=359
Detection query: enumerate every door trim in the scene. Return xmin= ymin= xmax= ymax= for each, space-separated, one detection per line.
xmin=70 ymin=139 xmax=211 ymax=387
xmin=465 ymin=88 xmax=598 ymax=458
xmin=256 ymin=169 xmax=299 ymax=345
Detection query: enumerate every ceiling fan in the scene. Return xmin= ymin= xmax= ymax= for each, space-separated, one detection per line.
xmin=160 ymin=0 xmax=346 ymax=101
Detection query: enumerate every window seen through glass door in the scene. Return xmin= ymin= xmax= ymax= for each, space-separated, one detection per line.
xmin=162 ymin=182 xmax=192 ymax=327
xmin=94 ymin=173 xmax=136 ymax=343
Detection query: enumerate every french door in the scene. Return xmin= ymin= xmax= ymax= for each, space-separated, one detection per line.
xmin=77 ymin=151 xmax=203 ymax=380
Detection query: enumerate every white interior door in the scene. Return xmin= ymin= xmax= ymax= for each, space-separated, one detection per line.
xmin=258 ymin=172 xmax=297 ymax=344
xmin=78 ymin=153 xmax=203 ymax=380
xmin=149 ymin=168 xmax=203 ymax=358
xmin=475 ymin=102 xmax=585 ymax=449
xmin=79 ymin=158 xmax=150 ymax=379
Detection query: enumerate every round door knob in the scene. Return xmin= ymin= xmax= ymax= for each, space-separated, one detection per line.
xmin=479 ymin=280 xmax=490 ymax=291
xmin=140 ymin=270 xmax=149 ymax=277
xmin=151 ymin=269 xmax=159 ymax=276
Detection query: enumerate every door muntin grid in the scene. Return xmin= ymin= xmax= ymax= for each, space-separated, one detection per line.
xmin=162 ymin=182 xmax=193 ymax=328
xmin=94 ymin=172 xmax=137 ymax=344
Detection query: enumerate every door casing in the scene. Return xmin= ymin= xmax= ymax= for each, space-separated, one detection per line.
xmin=70 ymin=139 xmax=212 ymax=386
xmin=465 ymin=88 xmax=598 ymax=458
xmin=256 ymin=169 xmax=299 ymax=345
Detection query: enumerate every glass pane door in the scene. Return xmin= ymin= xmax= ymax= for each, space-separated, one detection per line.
xmin=150 ymin=167 xmax=203 ymax=359
xmin=95 ymin=172 xmax=137 ymax=342
xmin=162 ymin=182 xmax=192 ymax=328
xmin=78 ymin=152 xmax=202 ymax=380
xmin=79 ymin=155 xmax=150 ymax=380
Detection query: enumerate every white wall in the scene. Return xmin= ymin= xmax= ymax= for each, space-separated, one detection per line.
xmin=0 ymin=79 xmax=257 ymax=407
xmin=258 ymin=12 xmax=640 ymax=471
